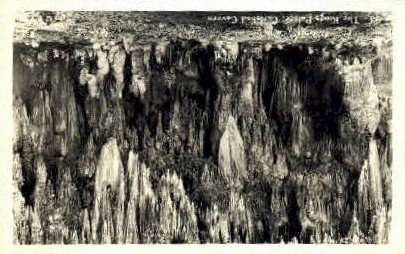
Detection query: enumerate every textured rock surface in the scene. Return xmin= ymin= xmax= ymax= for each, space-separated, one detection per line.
xmin=12 ymin=11 xmax=392 ymax=244
xmin=218 ymin=116 xmax=246 ymax=186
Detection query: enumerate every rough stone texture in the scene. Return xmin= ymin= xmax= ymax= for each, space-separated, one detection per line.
xmin=218 ymin=116 xmax=246 ymax=186
xmin=12 ymin=11 xmax=392 ymax=244
xmin=339 ymin=61 xmax=381 ymax=136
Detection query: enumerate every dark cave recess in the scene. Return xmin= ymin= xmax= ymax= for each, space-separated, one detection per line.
xmin=13 ymin=12 xmax=392 ymax=244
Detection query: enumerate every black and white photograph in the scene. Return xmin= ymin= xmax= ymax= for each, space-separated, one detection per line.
xmin=5 ymin=4 xmax=399 ymax=248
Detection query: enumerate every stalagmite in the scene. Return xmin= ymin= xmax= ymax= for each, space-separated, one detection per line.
xmin=228 ymin=191 xmax=253 ymax=243
xmin=13 ymin=154 xmax=27 ymax=244
xmin=156 ymin=171 xmax=199 ymax=243
xmin=12 ymin=11 xmax=392 ymax=244
xmin=218 ymin=116 xmax=246 ymax=185
xmin=33 ymin=156 xmax=48 ymax=223
xmin=93 ymin=138 xmax=125 ymax=243
xmin=124 ymin=198 xmax=139 ymax=243
xmin=358 ymin=139 xmax=384 ymax=237
xmin=124 ymin=151 xmax=140 ymax=243
xmin=273 ymin=153 xmax=288 ymax=179
xmin=347 ymin=205 xmax=362 ymax=243
xmin=126 ymin=150 xmax=157 ymax=243
xmin=202 ymin=204 xmax=230 ymax=243
xmin=78 ymin=134 xmax=97 ymax=177
xmin=81 ymin=209 xmax=92 ymax=244
xmin=30 ymin=207 xmax=44 ymax=244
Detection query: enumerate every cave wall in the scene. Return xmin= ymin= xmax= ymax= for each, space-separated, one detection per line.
xmin=13 ymin=38 xmax=392 ymax=244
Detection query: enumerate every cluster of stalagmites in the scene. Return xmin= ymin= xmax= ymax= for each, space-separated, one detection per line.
xmin=13 ymin=38 xmax=391 ymax=244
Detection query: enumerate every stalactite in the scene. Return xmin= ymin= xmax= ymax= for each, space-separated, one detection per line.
xmin=13 ymin=99 xmax=30 ymax=152
xmin=238 ymin=56 xmax=254 ymax=122
xmin=12 ymin=32 xmax=392 ymax=244
xmin=339 ymin=60 xmax=381 ymax=136
xmin=109 ymin=45 xmax=126 ymax=99
xmin=94 ymin=44 xmax=110 ymax=83
xmin=130 ymin=46 xmax=149 ymax=99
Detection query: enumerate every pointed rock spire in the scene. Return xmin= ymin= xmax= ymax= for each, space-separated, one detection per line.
xmin=93 ymin=138 xmax=125 ymax=243
xmin=218 ymin=116 xmax=246 ymax=186
xmin=358 ymin=139 xmax=384 ymax=234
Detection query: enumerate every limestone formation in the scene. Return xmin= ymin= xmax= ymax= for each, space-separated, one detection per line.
xmin=12 ymin=11 xmax=392 ymax=244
